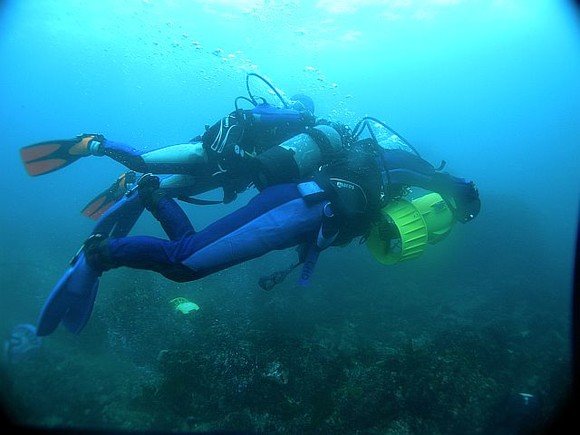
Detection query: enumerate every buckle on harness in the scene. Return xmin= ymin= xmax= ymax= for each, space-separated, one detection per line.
xmin=297 ymin=180 xmax=325 ymax=202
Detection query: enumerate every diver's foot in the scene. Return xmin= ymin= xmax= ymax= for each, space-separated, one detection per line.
xmin=81 ymin=171 xmax=139 ymax=220
xmin=36 ymin=248 xmax=103 ymax=337
xmin=137 ymin=173 xmax=164 ymax=212
xmin=81 ymin=233 xmax=112 ymax=271
xmin=73 ymin=133 xmax=106 ymax=156
xmin=20 ymin=133 xmax=106 ymax=177
xmin=119 ymin=170 xmax=138 ymax=191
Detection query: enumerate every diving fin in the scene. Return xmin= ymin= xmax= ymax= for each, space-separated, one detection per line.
xmin=36 ymin=265 xmax=78 ymax=336
xmin=81 ymin=171 xmax=138 ymax=220
xmin=91 ymin=187 xmax=145 ymax=238
xmin=20 ymin=133 xmax=104 ymax=177
xmin=36 ymin=253 xmax=101 ymax=336
xmin=61 ymin=271 xmax=100 ymax=334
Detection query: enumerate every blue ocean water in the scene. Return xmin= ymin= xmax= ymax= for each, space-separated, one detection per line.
xmin=0 ymin=0 xmax=578 ymax=433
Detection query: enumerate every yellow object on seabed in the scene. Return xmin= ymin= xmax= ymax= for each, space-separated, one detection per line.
xmin=170 ymin=297 xmax=200 ymax=314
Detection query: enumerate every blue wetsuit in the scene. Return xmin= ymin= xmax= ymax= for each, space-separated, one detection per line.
xmin=98 ymin=144 xmax=482 ymax=282
xmin=103 ymin=183 xmax=327 ymax=282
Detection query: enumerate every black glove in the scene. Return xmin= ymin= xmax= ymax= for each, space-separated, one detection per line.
xmin=450 ymin=180 xmax=481 ymax=223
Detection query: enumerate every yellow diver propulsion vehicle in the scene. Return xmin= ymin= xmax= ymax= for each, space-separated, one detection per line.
xmin=367 ymin=191 xmax=454 ymax=265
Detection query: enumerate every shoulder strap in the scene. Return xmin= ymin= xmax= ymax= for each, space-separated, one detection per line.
xmin=302 ymin=123 xmax=345 ymax=159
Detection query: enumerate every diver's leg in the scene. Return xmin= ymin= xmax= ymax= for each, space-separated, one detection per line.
xmin=96 ymin=140 xmax=209 ymax=174
xmin=37 ymin=148 xmax=215 ymax=337
xmin=136 ymin=174 xmax=195 ymax=241
xmin=82 ymin=171 xmax=221 ymax=221
xmin=20 ymin=135 xmax=209 ymax=177
xmin=87 ymin=184 xmax=326 ymax=282
xmin=84 ymin=167 xmax=225 ymax=242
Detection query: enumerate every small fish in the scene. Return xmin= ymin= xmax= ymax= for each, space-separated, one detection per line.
xmin=3 ymin=323 xmax=42 ymax=364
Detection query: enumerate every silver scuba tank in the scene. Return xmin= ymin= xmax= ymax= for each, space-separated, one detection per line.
xmin=253 ymin=124 xmax=342 ymax=189
xmin=279 ymin=124 xmax=342 ymax=178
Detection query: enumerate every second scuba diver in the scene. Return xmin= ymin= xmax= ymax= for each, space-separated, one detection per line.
xmin=20 ymin=74 xmax=322 ymax=220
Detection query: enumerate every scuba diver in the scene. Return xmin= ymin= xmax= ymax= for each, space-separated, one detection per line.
xmin=20 ymin=73 xmax=321 ymax=219
xmin=34 ymin=116 xmax=481 ymax=337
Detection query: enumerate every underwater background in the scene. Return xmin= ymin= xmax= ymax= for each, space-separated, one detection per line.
xmin=0 ymin=0 xmax=578 ymax=433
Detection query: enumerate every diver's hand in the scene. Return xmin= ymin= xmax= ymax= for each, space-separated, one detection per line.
xmin=452 ymin=180 xmax=480 ymax=223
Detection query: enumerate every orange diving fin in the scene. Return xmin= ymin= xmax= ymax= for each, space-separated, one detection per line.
xmin=20 ymin=134 xmax=102 ymax=177
xmin=81 ymin=171 xmax=137 ymax=220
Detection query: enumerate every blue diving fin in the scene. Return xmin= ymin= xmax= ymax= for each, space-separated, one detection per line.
xmin=61 ymin=254 xmax=101 ymax=334
xmin=36 ymin=253 xmax=101 ymax=337
xmin=92 ymin=187 xmax=145 ymax=238
xmin=36 ymin=179 xmax=145 ymax=337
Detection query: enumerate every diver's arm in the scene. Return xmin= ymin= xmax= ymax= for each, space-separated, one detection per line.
xmin=380 ymin=149 xmax=480 ymax=223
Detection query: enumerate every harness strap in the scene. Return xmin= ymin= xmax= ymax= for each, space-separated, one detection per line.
xmin=257 ymin=181 xmax=339 ymax=290
xmin=259 ymin=262 xmax=300 ymax=291
xmin=303 ymin=125 xmax=339 ymax=158
xmin=298 ymin=199 xmax=338 ymax=287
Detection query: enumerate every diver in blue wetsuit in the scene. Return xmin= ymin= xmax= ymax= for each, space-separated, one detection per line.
xmin=35 ymin=118 xmax=481 ymax=337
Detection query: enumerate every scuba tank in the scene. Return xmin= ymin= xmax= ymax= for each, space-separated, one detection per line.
xmin=253 ymin=124 xmax=343 ymax=190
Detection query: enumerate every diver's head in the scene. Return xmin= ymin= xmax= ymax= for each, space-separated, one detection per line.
xmin=289 ymin=93 xmax=315 ymax=114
